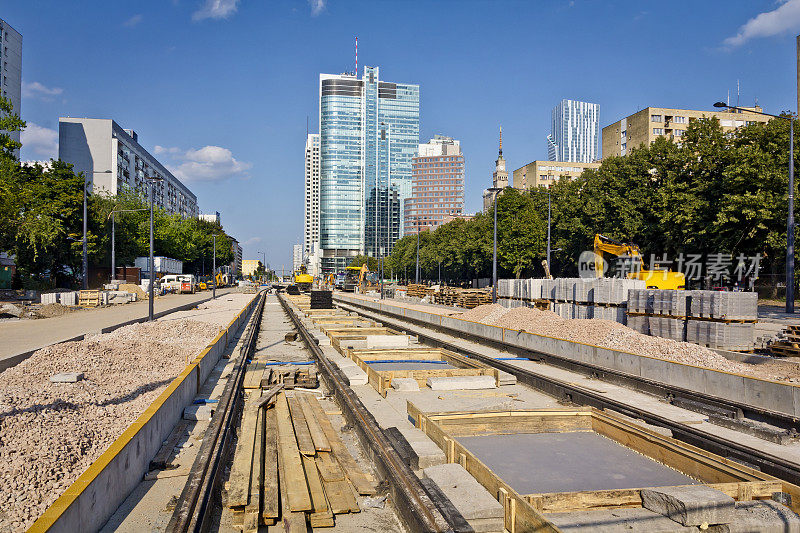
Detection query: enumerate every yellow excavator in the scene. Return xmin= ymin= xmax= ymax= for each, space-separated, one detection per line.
xmin=294 ymin=264 xmax=314 ymax=292
xmin=593 ymin=234 xmax=685 ymax=290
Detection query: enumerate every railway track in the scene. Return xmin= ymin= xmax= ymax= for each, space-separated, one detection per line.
xmin=333 ymin=296 xmax=800 ymax=487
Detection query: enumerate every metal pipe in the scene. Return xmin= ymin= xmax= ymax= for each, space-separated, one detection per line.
xmin=212 ymin=235 xmax=217 ymax=300
xmin=111 ymin=212 xmax=115 ymax=283
xmin=789 ymin=118 xmax=795 ymax=313
xmin=148 ymin=182 xmax=155 ymax=321
xmin=82 ymin=175 xmax=88 ymax=290
xmin=492 ymin=191 xmax=498 ymax=303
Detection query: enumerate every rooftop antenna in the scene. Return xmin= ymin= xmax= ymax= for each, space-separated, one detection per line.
xmin=355 ymin=36 xmax=358 ymax=76
xmin=727 ymin=89 xmax=730 ymax=107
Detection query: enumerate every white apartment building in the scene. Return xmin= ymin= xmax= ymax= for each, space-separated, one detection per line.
xmin=58 ymin=118 xmax=198 ymax=218
xmin=293 ymin=244 xmax=303 ymax=272
xmin=547 ymin=99 xmax=599 ymax=163
xmin=200 ymin=212 xmax=221 ymax=225
xmin=304 ymin=133 xmax=320 ymax=257
xmin=0 ymin=19 xmax=22 ymax=150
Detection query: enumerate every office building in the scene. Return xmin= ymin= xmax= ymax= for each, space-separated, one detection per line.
xmin=200 ymin=212 xmax=221 ymax=225
xmin=512 ymin=160 xmax=600 ymax=190
xmin=304 ymin=133 xmax=320 ymax=257
xmin=230 ymin=238 xmax=242 ymax=275
xmin=0 ymin=19 xmax=22 ymax=152
xmin=59 ymin=118 xmax=198 ymax=217
xmin=405 ymin=135 xmax=464 ymax=234
xmin=293 ymin=244 xmax=303 ymax=272
xmin=482 ymin=128 xmax=509 ymax=211
xmin=602 ymin=106 xmax=770 ymax=158
xmin=319 ymin=66 xmax=419 ymax=273
xmin=242 ymin=259 xmax=261 ymax=277
xmin=547 ymin=99 xmax=599 ymax=163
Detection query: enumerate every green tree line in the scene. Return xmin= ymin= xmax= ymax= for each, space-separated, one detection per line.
xmin=0 ymin=97 xmax=234 ymax=289
xmin=385 ymin=115 xmax=797 ymax=290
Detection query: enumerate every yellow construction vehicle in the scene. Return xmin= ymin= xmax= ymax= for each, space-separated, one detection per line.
xmin=593 ymin=234 xmax=685 ymax=290
xmin=294 ymin=264 xmax=314 ymax=292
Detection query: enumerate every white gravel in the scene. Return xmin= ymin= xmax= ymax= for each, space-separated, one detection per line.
xmin=0 ymin=295 xmax=254 ymax=531
xmin=457 ymin=305 xmax=800 ymax=382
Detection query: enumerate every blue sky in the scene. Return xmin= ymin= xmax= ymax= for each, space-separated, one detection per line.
xmin=6 ymin=0 xmax=800 ymax=269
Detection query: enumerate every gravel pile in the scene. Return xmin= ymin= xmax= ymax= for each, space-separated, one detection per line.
xmin=0 ymin=319 xmax=219 ymax=531
xmin=456 ymin=305 xmax=800 ymax=382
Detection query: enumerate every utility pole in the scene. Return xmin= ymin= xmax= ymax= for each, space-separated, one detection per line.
xmin=212 ymin=235 xmax=217 ymax=300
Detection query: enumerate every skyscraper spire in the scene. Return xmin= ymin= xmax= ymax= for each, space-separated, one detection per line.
xmin=499 ymin=126 xmax=503 ymax=156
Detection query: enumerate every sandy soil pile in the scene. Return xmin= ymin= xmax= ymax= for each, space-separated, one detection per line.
xmin=30 ymin=303 xmax=75 ymax=319
xmin=457 ymin=304 xmax=800 ymax=382
xmin=0 ymin=319 xmax=219 ymax=531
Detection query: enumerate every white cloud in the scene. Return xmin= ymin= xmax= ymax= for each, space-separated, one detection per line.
xmin=243 ymin=237 xmax=262 ymax=246
xmin=192 ymin=0 xmax=239 ymax=21
xmin=154 ymin=145 xmax=182 ymax=155
xmin=123 ymin=14 xmax=143 ymax=27
xmin=309 ymin=0 xmax=326 ymax=16
xmin=723 ymin=0 xmax=800 ymax=47
xmin=167 ymin=145 xmax=251 ymax=183
xmin=21 ymin=123 xmax=58 ymax=159
xmin=22 ymin=81 xmax=63 ymax=101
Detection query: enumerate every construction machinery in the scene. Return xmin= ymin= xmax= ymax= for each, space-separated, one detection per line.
xmin=342 ymin=265 xmax=362 ymax=292
xmin=293 ymin=264 xmax=314 ymax=292
xmin=593 ymin=234 xmax=685 ymax=290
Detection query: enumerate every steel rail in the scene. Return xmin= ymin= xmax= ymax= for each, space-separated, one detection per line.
xmin=335 ymin=297 xmax=800 ymax=486
xmin=277 ymin=294 xmax=455 ymax=532
xmin=166 ymin=290 xmax=267 ymax=533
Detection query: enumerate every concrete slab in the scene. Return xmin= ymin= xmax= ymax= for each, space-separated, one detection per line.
xmin=394 ymin=426 xmax=446 ymax=469
xmin=641 ymin=485 xmax=735 ymax=526
xmin=391 ymin=377 xmax=420 ymax=391
xmin=366 ymin=335 xmax=410 ymax=349
xmin=458 ymin=432 xmax=697 ymax=495
xmin=183 ymin=405 xmax=214 ymax=421
xmin=50 ymin=372 xmax=84 ymax=383
xmin=422 ymin=463 xmax=504 ymax=532
xmin=339 ymin=365 xmax=368 ymax=386
xmin=427 ymin=375 xmax=497 ymax=390
xmin=707 ymin=500 xmax=800 ymax=533
xmin=546 ymin=507 xmax=699 ymax=532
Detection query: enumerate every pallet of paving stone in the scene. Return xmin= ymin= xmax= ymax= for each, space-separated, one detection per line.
xmin=310 ymin=290 xmax=333 ymax=309
xmin=227 ymin=391 xmax=374 ymax=530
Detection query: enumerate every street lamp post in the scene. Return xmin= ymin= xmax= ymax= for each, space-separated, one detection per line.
xmin=415 ymin=218 xmax=421 ymax=284
xmin=547 ymin=188 xmax=552 ymax=268
xmin=714 ymin=102 xmax=794 ymax=312
xmin=146 ymin=177 xmax=163 ymax=321
xmin=212 ymin=235 xmax=217 ymax=300
xmin=487 ymin=187 xmax=504 ymax=303
xmin=82 ymin=170 xmax=112 ymax=289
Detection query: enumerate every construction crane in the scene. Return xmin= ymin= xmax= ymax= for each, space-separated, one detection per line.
xmin=593 ymin=234 xmax=685 ymax=290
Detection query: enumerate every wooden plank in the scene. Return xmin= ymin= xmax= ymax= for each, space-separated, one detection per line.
xmin=262 ymin=406 xmax=280 ymax=520
xmin=243 ymin=361 xmax=266 ymax=389
xmin=275 ymin=393 xmax=313 ymax=512
xmin=149 ymin=420 xmax=190 ymax=471
xmin=305 ymin=395 xmax=376 ymax=495
xmin=243 ymin=407 xmax=264 ymax=532
xmin=302 ymin=454 xmax=331 ymax=514
xmin=227 ymin=406 xmax=258 ymax=507
xmin=287 ymin=395 xmax=316 ymax=456
xmin=525 ymin=481 xmax=783 ymax=513
xmin=316 ymin=451 xmax=346 ymax=482
xmin=254 ymin=383 xmax=285 ymax=410
xmin=321 ymin=478 xmax=360 ymax=514
xmin=277 ymin=423 xmax=308 ymax=533
xmin=298 ymin=394 xmax=331 ymax=452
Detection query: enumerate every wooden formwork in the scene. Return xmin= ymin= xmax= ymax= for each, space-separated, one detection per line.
xmin=323 ymin=327 xmax=400 ymax=350
xmin=312 ymin=317 xmax=378 ymax=329
xmin=345 ymin=347 xmax=499 ymax=397
xmin=407 ymin=404 xmax=800 ymax=533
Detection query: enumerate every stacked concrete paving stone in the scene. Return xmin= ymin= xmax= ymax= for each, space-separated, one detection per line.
xmin=40 ymin=291 xmax=78 ymax=306
xmin=499 ymin=277 xmax=642 ymax=324
xmin=628 ymin=289 xmax=757 ymax=351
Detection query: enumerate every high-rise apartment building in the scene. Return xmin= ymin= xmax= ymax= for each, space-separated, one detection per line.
xmin=602 ymin=106 xmax=770 ymax=158
xmin=304 ymin=133 xmax=320 ymax=257
xmin=547 ymin=99 xmax=599 ymax=163
xmin=230 ymin=238 xmax=242 ymax=275
xmin=59 ymin=118 xmax=198 ymax=217
xmin=319 ymin=66 xmax=419 ymax=273
xmin=293 ymin=244 xmax=303 ymax=272
xmin=199 ymin=212 xmax=221 ymax=225
xmin=0 ymin=19 xmax=22 ymax=152
xmin=404 ymin=135 xmax=465 ymax=235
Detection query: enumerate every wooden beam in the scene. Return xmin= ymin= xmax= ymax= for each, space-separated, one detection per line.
xmin=305 ymin=395 xmax=376 ymax=495
xmin=275 ymin=393 xmax=313 ymax=512
xmin=298 ymin=394 xmax=332 ymax=452
xmin=277 ymin=424 xmax=308 ymax=533
xmin=228 ymin=405 xmax=258 ymax=507
xmin=287 ymin=395 xmax=316 ymax=456
xmin=302 ymin=454 xmax=331 ymax=514
xmin=262 ymin=405 xmax=280 ymax=520
xmin=243 ymin=407 xmax=264 ymax=532
xmin=316 ymin=451 xmax=346 ymax=482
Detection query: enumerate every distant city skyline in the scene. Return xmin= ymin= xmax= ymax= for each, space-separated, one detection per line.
xmin=4 ymin=1 xmax=799 ymax=268
xmin=547 ymin=99 xmax=599 ymax=163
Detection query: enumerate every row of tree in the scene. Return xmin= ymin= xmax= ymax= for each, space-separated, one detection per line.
xmin=379 ymin=115 xmax=796 ymax=290
xmin=0 ymin=97 xmax=234 ymax=289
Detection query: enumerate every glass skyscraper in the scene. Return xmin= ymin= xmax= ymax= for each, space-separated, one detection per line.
xmin=319 ymin=66 xmax=419 ymax=273
xmin=547 ymin=99 xmax=599 ymax=163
